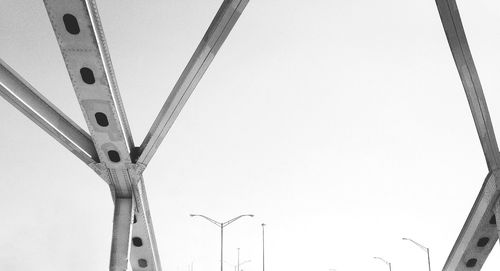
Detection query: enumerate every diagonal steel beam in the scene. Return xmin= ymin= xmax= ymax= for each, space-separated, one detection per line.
xmin=436 ymin=0 xmax=500 ymax=270
xmin=436 ymin=0 xmax=500 ymax=171
xmin=442 ymin=172 xmax=499 ymax=271
xmin=0 ymin=58 xmax=98 ymax=166
xmin=136 ymin=0 xmax=249 ymax=167
xmin=44 ymin=0 xmax=135 ymax=197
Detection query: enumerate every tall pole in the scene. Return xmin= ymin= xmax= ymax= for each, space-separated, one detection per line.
xmin=426 ymin=248 xmax=431 ymax=271
xmin=402 ymin=237 xmax=431 ymax=271
xmin=221 ymin=225 xmax=224 ymax=271
xmin=190 ymin=214 xmax=254 ymax=271
xmin=237 ymin=248 xmax=240 ymax=271
xmin=262 ymin=223 xmax=265 ymax=271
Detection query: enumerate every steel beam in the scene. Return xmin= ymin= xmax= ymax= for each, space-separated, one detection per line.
xmin=44 ymin=0 xmax=135 ymax=197
xmin=129 ymin=177 xmax=162 ymax=271
xmin=443 ymin=172 xmax=499 ymax=271
xmin=110 ymin=197 xmax=133 ymax=271
xmin=3 ymin=1 xmax=252 ymax=270
xmin=436 ymin=1 xmax=500 ymax=269
xmin=436 ymin=0 xmax=500 ymax=171
xmin=136 ymin=0 xmax=249 ymax=166
xmin=0 ymin=58 xmax=98 ymax=166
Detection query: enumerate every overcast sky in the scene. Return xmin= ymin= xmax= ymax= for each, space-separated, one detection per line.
xmin=2 ymin=0 xmax=500 ymax=270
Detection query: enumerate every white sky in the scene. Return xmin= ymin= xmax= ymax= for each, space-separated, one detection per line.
xmin=1 ymin=0 xmax=500 ymax=270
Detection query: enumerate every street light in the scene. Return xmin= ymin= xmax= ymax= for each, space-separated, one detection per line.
xmin=261 ymin=223 xmax=265 ymax=271
xmin=190 ymin=214 xmax=254 ymax=271
xmin=374 ymin=256 xmax=392 ymax=271
xmin=402 ymin=237 xmax=431 ymax=271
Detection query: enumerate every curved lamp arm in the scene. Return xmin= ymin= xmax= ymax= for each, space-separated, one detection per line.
xmin=223 ymin=214 xmax=254 ymax=227
xmin=190 ymin=214 xmax=222 ymax=227
xmin=402 ymin=237 xmax=429 ymax=252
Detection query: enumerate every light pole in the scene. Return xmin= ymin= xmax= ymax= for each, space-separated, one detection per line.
xmin=261 ymin=223 xmax=265 ymax=271
xmin=190 ymin=214 xmax=254 ymax=271
xmin=402 ymin=237 xmax=431 ymax=271
xmin=374 ymin=256 xmax=392 ymax=271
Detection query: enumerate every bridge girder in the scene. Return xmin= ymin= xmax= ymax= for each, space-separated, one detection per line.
xmin=0 ymin=0 xmax=249 ymax=270
xmin=436 ymin=0 xmax=500 ymax=270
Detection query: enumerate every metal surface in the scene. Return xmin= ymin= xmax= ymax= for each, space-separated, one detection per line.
xmin=0 ymin=58 xmax=98 ymax=166
xmin=137 ymin=0 xmax=249 ymax=167
xmin=435 ymin=0 xmax=500 ymax=270
xmin=41 ymin=1 xmax=163 ymax=268
xmin=442 ymin=173 xmax=499 ymax=271
xmin=44 ymin=0 xmax=135 ymax=197
xmin=130 ymin=177 xmax=162 ymax=271
xmin=435 ymin=0 xmax=500 ymax=171
xmin=110 ymin=198 xmax=133 ymax=271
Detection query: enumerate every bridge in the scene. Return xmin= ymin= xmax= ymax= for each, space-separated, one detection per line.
xmin=1 ymin=0 xmax=248 ymax=270
xmin=0 ymin=0 xmax=499 ymax=270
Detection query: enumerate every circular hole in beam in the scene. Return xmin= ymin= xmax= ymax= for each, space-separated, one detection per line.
xmin=107 ymin=150 xmax=120 ymax=163
xmin=80 ymin=67 xmax=95 ymax=84
xmin=465 ymin=258 xmax=477 ymax=268
xmin=132 ymin=237 xmax=143 ymax=247
xmin=477 ymin=237 xmax=490 ymax=247
xmin=138 ymin=259 xmax=148 ymax=268
xmin=95 ymin=112 xmax=109 ymax=127
xmin=63 ymin=14 xmax=80 ymax=34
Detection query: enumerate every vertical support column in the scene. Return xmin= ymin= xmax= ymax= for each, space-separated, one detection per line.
xmin=130 ymin=177 xmax=162 ymax=270
xmin=110 ymin=197 xmax=133 ymax=271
